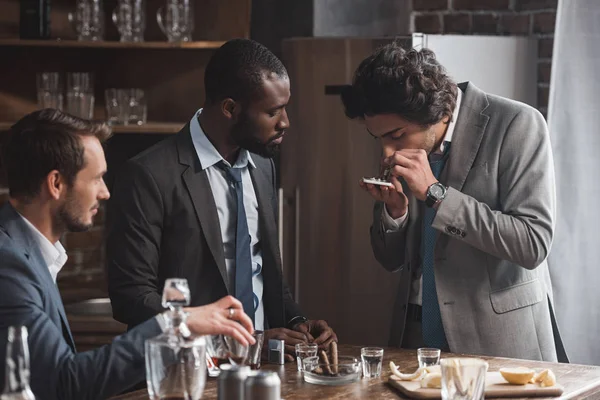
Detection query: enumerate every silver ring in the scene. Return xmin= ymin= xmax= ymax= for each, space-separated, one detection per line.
xmin=228 ymin=307 xmax=235 ymax=319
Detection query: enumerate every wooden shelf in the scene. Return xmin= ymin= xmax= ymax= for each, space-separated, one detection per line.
xmin=0 ymin=38 xmax=225 ymax=50
xmin=0 ymin=121 xmax=183 ymax=134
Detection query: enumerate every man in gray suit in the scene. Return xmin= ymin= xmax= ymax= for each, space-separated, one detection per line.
xmin=341 ymin=43 xmax=568 ymax=362
xmin=0 ymin=109 xmax=255 ymax=399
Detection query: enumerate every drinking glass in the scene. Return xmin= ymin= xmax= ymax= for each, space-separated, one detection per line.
xmin=127 ymin=88 xmax=147 ymax=125
xmin=36 ymin=72 xmax=63 ymax=110
xmin=441 ymin=358 xmax=488 ymax=400
xmin=156 ymin=0 xmax=194 ymax=42
xmin=112 ymin=0 xmax=145 ymax=42
xmin=295 ymin=343 xmax=318 ymax=372
xmin=248 ymin=331 xmax=264 ymax=370
xmin=68 ymin=0 xmax=104 ymax=41
xmin=66 ymin=72 xmax=94 ymax=119
xmin=418 ymin=347 xmax=441 ymax=368
xmin=361 ymin=347 xmax=384 ymax=378
xmin=104 ymin=88 xmax=128 ymax=125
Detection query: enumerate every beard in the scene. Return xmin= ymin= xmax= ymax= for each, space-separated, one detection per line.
xmin=54 ymin=189 xmax=95 ymax=233
xmin=231 ymin=111 xmax=283 ymax=158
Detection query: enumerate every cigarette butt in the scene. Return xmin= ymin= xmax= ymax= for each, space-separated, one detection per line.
xmin=331 ymin=342 xmax=339 ymax=374
xmin=319 ymin=350 xmax=333 ymax=375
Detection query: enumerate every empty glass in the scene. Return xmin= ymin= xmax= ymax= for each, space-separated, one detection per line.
xmin=66 ymin=73 xmax=94 ymax=119
xmin=418 ymin=347 xmax=441 ymax=368
xmin=127 ymin=88 xmax=147 ymax=125
xmin=104 ymin=88 xmax=128 ymax=125
xmin=112 ymin=0 xmax=145 ymax=42
xmin=361 ymin=347 xmax=384 ymax=378
xmin=441 ymin=358 xmax=488 ymax=400
xmin=156 ymin=0 xmax=194 ymax=42
xmin=37 ymin=72 xmax=63 ymax=110
xmin=248 ymin=330 xmax=264 ymax=370
xmin=294 ymin=343 xmax=318 ymax=372
xmin=68 ymin=0 xmax=105 ymax=41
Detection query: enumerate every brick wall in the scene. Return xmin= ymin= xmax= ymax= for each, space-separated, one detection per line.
xmin=412 ymin=0 xmax=557 ymax=117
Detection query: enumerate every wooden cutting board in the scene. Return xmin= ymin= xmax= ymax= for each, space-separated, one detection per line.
xmin=389 ymin=372 xmax=564 ymax=399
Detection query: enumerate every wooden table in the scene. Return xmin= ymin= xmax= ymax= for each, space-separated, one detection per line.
xmin=112 ymin=344 xmax=600 ymax=399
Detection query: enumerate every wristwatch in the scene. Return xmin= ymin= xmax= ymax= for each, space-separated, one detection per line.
xmin=425 ymin=182 xmax=447 ymax=208
xmin=287 ymin=315 xmax=308 ymax=329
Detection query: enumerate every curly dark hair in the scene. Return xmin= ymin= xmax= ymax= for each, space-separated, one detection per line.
xmin=204 ymin=38 xmax=288 ymax=105
xmin=2 ymin=109 xmax=112 ymax=200
xmin=341 ymin=42 xmax=457 ymax=126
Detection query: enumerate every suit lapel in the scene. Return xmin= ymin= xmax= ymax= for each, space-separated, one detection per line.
xmin=249 ymin=158 xmax=285 ymax=327
xmin=177 ymin=125 xmax=230 ymax=293
xmin=440 ymin=82 xmax=490 ymax=192
xmin=0 ymin=203 xmax=76 ymax=351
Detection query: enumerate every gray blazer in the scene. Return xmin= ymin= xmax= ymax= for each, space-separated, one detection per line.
xmin=372 ymin=82 xmax=568 ymax=362
xmin=0 ymin=203 xmax=162 ymax=399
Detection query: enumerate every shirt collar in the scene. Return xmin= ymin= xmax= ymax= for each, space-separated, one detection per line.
xmin=435 ymin=88 xmax=463 ymax=154
xmin=189 ymin=109 xmax=256 ymax=170
xmin=17 ymin=213 xmax=67 ymax=282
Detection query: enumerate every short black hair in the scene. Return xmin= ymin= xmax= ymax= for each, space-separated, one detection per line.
xmin=204 ymin=38 xmax=288 ymax=105
xmin=341 ymin=42 xmax=457 ymax=126
xmin=1 ymin=109 xmax=112 ymax=200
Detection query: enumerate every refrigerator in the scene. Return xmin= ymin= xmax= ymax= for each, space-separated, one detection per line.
xmin=280 ymin=34 xmax=538 ymax=346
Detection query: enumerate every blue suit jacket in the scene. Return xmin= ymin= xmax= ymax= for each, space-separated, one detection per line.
xmin=0 ymin=202 xmax=162 ymax=399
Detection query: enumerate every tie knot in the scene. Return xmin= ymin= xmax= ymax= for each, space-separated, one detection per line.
xmin=219 ymin=161 xmax=243 ymax=183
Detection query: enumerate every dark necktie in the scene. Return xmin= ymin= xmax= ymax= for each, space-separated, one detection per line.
xmin=218 ymin=162 xmax=255 ymax=323
xmin=421 ymin=143 xmax=451 ymax=348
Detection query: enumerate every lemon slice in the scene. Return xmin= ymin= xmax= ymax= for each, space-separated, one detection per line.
xmin=499 ymin=367 xmax=536 ymax=385
xmin=389 ymin=361 xmax=425 ymax=381
xmin=425 ymin=365 xmax=441 ymax=375
xmin=421 ymin=372 xmax=442 ymax=389
xmin=534 ymin=369 xmax=556 ymax=387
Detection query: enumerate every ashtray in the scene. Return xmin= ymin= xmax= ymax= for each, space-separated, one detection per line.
xmin=302 ymin=355 xmax=361 ymax=386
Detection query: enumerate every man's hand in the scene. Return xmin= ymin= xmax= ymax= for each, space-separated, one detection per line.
xmin=185 ymin=296 xmax=255 ymax=346
xmin=292 ymin=320 xmax=338 ymax=350
xmin=359 ymin=176 xmax=408 ymax=219
xmin=384 ymin=149 xmax=437 ymax=201
xmin=263 ymin=328 xmax=311 ymax=362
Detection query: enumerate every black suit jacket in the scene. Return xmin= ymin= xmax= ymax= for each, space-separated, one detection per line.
xmin=0 ymin=203 xmax=162 ymax=400
xmin=107 ymin=124 xmax=303 ymax=329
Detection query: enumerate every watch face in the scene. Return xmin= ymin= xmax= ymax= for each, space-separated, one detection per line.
xmin=430 ymin=184 xmax=445 ymax=198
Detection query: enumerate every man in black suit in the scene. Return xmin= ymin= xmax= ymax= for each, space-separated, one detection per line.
xmin=107 ymin=39 xmax=336 ymax=360
xmin=0 ymin=109 xmax=255 ymax=400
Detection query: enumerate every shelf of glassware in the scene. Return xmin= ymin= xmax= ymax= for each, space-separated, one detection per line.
xmin=0 ymin=38 xmax=226 ymax=49
xmin=0 ymin=121 xmax=183 ymax=134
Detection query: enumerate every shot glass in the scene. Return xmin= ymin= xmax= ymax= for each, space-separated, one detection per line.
xmin=418 ymin=347 xmax=441 ymax=368
xmin=248 ymin=330 xmax=264 ymax=370
xmin=295 ymin=343 xmax=318 ymax=372
xmin=441 ymin=358 xmax=488 ymax=400
xmin=361 ymin=347 xmax=384 ymax=378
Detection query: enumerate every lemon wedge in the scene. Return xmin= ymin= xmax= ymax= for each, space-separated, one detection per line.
xmin=421 ymin=372 xmax=442 ymax=389
xmin=389 ymin=361 xmax=425 ymax=381
xmin=534 ymin=369 xmax=556 ymax=387
xmin=499 ymin=367 xmax=536 ymax=385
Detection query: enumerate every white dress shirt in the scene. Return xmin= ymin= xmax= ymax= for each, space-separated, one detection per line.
xmin=382 ymin=90 xmax=463 ymax=305
xmin=189 ymin=109 xmax=265 ymax=330
xmin=18 ymin=214 xmax=67 ymax=283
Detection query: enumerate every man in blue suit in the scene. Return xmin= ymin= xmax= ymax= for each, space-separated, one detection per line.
xmin=0 ymin=109 xmax=255 ymax=400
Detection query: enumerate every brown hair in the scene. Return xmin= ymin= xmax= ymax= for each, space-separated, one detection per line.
xmin=1 ymin=109 xmax=112 ymax=199
xmin=341 ymin=43 xmax=457 ymax=126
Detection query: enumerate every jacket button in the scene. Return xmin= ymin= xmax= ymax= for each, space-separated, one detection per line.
xmin=446 ymin=226 xmax=453 ymax=233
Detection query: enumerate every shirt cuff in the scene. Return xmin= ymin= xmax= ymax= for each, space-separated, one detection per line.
xmin=382 ymin=205 xmax=409 ymax=232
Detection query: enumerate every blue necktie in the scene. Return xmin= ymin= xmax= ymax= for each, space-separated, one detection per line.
xmin=219 ymin=162 xmax=255 ymax=324
xmin=421 ymin=143 xmax=451 ymax=349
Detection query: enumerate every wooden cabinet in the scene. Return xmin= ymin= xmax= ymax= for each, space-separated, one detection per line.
xmin=281 ymin=38 xmax=412 ymax=346
xmin=0 ymin=0 xmax=251 ymax=132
